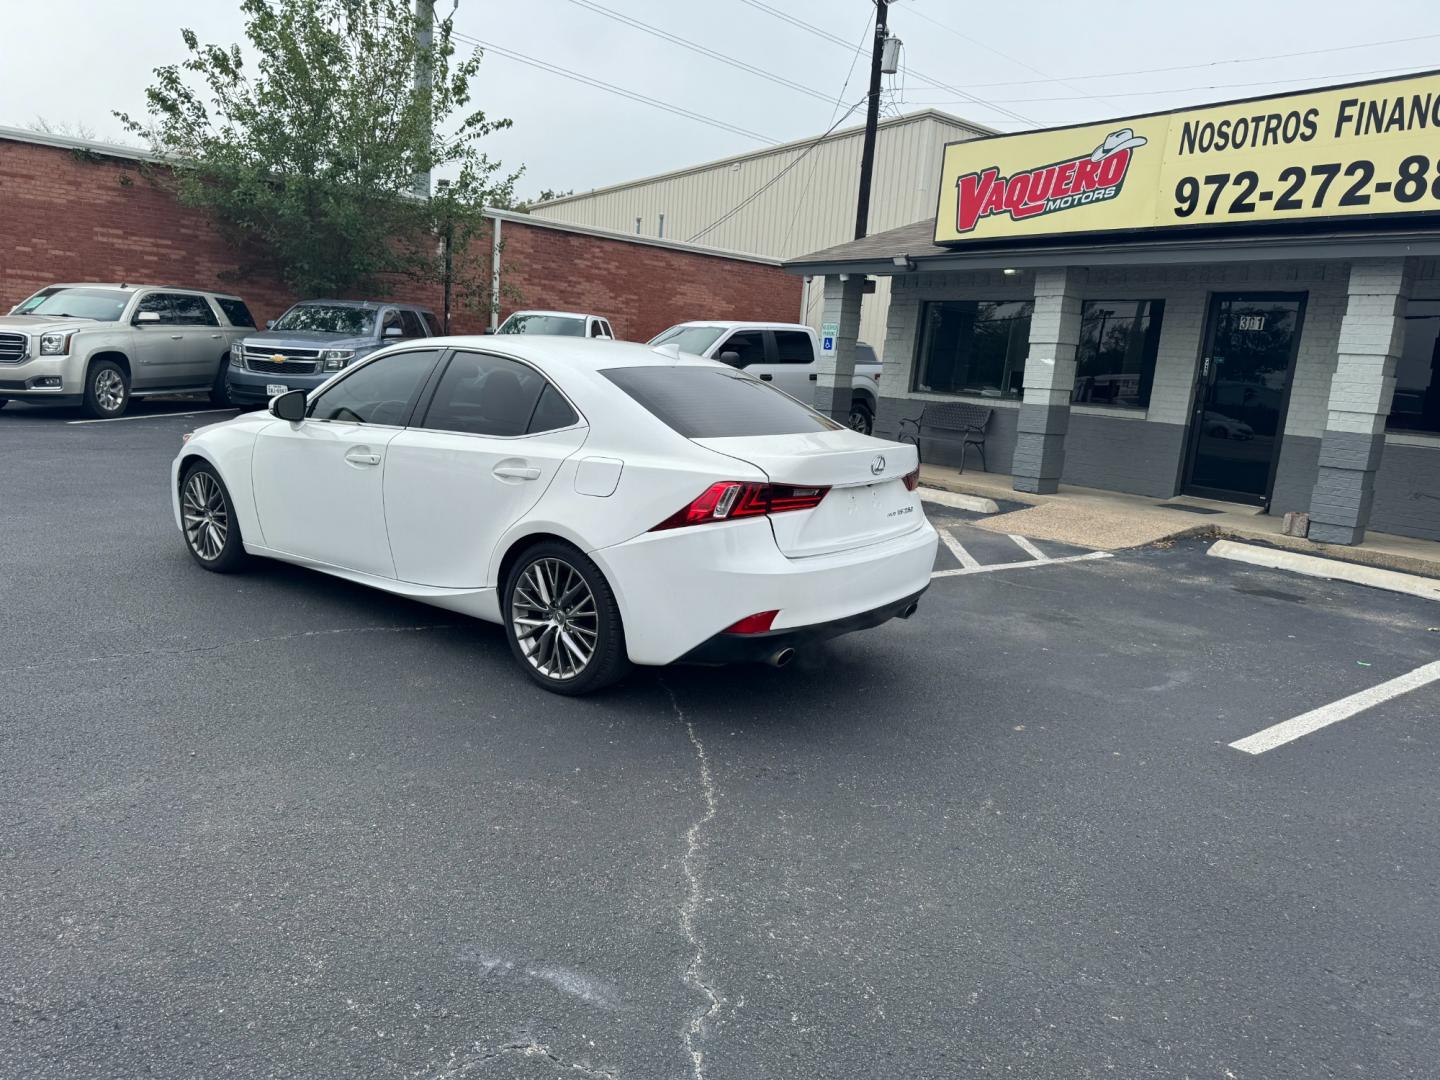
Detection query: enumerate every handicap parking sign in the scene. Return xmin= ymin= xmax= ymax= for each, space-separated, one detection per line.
xmin=822 ymin=335 xmax=835 ymax=350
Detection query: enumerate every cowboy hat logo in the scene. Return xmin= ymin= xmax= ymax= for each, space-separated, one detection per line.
xmin=952 ymin=128 xmax=1146 ymax=235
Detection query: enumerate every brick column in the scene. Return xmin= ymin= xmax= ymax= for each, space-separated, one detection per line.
xmin=1307 ymin=258 xmax=1414 ymax=545
xmin=1012 ymin=268 xmax=1083 ymax=494
xmin=814 ymin=275 xmax=865 ymax=422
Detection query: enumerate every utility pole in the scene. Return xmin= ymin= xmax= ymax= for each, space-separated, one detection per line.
xmin=853 ymin=0 xmax=888 ymax=240
xmin=412 ymin=0 xmax=434 ymax=199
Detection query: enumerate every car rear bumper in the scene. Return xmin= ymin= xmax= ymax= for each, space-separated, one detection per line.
xmin=590 ymin=516 xmax=938 ymax=666
xmin=676 ymin=587 xmax=926 ymax=665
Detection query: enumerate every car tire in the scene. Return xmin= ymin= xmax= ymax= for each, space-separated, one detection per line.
xmin=503 ymin=540 xmax=631 ymax=695
xmin=847 ymin=400 xmax=874 ymax=435
xmin=83 ymin=360 xmax=130 ymax=419
xmin=210 ymin=362 xmax=234 ymax=407
xmin=179 ymin=462 xmax=249 ymax=573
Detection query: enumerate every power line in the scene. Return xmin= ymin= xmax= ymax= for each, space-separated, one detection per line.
xmin=687 ymin=98 xmax=868 ymax=243
xmin=560 ymin=0 xmax=837 ymax=106
xmin=734 ymin=0 xmax=1038 ymax=126
xmin=451 ymin=30 xmax=776 ymax=143
xmin=916 ymin=33 xmax=1440 ymax=90
xmin=903 ymin=4 xmax=1124 ymax=110
xmin=895 ymin=62 xmax=1427 ymax=106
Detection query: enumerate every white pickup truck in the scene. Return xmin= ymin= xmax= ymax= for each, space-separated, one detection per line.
xmin=648 ymin=321 xmax=883 ymax=433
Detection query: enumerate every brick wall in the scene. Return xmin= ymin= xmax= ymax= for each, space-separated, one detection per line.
xmin=0 ymin=136 xmax=799 ymax=337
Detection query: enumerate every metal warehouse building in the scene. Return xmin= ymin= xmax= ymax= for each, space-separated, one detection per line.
xmin=786 ymin=70 xmax=1440 ymax=547
xmin=528 ymin=109 xmax=989 ymax=354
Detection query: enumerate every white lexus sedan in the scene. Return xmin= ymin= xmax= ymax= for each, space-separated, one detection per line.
xmin=171 ymin=337 xmax=938 ymax=694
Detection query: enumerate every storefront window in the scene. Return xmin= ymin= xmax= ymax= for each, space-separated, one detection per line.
xmin=1073 ymin=300 xmax=1165 ymax=409
xmin=912 ymin=300 xmax=1031 ymax=398
xmin=1389 ymin=300 xmax=1440 ymax=434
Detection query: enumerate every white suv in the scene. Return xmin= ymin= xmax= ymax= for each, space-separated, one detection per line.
xmin=0 ymin=283 xmax=254 ymax=418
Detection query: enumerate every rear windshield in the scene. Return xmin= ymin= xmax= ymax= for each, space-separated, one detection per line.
xmin=603 ymin=366 xmax=840 ymax=438
xmin=498 ymin=314 xmax=586 ymax=337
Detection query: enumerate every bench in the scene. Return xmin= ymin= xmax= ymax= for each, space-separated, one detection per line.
xmin=896 ymin=402 xmax=992 ymax=473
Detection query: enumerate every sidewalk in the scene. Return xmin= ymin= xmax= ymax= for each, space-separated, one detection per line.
xmin=920 ymin=463 xmax=1440 ymax=580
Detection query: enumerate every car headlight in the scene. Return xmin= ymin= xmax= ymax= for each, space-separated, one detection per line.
xmin=323 ymin=349 xmax=356 ymax=371
xmin=230 ymin=343 xmax=244 ymax=367
xmin=39 ymin=331 xmax=73 ymax=356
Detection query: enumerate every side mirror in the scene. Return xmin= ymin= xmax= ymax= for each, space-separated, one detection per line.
xmin=134 ymin=310 xmax=161 ymax=324
xmin=483 ymin=326 xmax=497 ymax=334
xmin=719 ymin=350 xmax=742 ymax=366
xmin=269 ymin=388 xmax=308 ymax=422
xmin=384 ymin=325 xmax=404 ymax=338
xmin=265 ymin=319 xmax=276 ymax=330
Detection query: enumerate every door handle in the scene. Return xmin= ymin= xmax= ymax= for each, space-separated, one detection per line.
xmin=808 ymin=373 xmax=818 ymax=381
xmin=170 ymin=334 xmax=183 ymax=340
xmin=758 ymin=373 xmax=773 ymax=381
xmin=210 ymin=333 xmax=222 ymax=339
xmin=493 ymin=464 xmax=542 ymax=480
xmin=344 ymin=449 xmax=382 ymax=466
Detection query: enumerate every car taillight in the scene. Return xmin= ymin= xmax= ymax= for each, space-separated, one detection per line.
xmin=902 ymin=468 xmax=919 ymax=492
xmin=650 ymin=481 xmax=829 ymax=531
xmin=723 ymin=610 xmax=779 ymax=634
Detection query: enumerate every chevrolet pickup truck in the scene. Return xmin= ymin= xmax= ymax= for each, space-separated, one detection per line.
xmin=648 ymin=321 xmax=883 ymax=433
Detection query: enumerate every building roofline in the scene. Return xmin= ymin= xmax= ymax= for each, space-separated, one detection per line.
xmin=527 ymin=109 xmax=993 ymax=210
xmin=0 ymin=124 xmax=158 ymax=163
xmin=484 ymin=207 xmax=783 ymax=265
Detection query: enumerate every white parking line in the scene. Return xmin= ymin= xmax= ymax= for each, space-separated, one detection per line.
xmin=940 ymin=531 xmax=981 ymax=569
xmin=1009 ymin=534 xmax=1048 ymax=562
xmin=1229 ymin=659 xmax=1440 ymax=755
xmin=67 ymin=408 xmax=238 ymax=425
xmin=931 ymin=551 xmax=1111 ymax=578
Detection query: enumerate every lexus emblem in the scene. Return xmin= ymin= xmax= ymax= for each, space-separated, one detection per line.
xmin=870 ymin=455 xmax=886 ymax=476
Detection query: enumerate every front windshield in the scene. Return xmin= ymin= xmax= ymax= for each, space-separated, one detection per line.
xmin=272 ymin=304 xmax=374 ymax=335
xmin=12 ymin=287 xmax=130 ymax=322
xmin=649 ymin=325 xmax=725 ymax=355
xmin=498 ymin=314 xmax=585 ymax=337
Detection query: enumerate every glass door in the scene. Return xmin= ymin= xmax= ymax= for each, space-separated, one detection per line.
xmin=1182 ymin=293 xmax=1306 ymax=506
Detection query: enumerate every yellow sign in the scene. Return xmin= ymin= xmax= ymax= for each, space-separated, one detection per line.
xmin=934 ymin=70 xmax=1440 ymax=245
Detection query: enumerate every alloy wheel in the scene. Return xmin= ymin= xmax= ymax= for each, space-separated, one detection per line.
xmin=509 ymin=557 xmax=599 ymax=682
xmin=847 ymin=405 xmax=872 ymax=434
xmin=94 ymin=369 xmax=125 ymax=412
xmin=182 ymin=471 xmax=229 ymax=561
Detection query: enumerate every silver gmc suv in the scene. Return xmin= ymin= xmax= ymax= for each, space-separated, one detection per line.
xmin=0 ymin=283 xmax=254 ymax=418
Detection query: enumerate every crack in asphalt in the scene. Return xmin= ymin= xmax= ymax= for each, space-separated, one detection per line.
xmin=0 ymin=623 xmax=460 ymax=676
xmin=428 ymin=1035 xmax=617 ymax=1079
xmin=663 ymin=680 xmax=722 ymax=1080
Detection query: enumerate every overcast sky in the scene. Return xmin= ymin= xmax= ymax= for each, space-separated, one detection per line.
xmin=6 ymin=0 xmax=1440 ymax=199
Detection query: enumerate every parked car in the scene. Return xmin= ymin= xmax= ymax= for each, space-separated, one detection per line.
xmin=1 ymin=283 xmax=254 ymax=418
xmin=226 ymin=299 xmax=439 ymax=408
xmin=495 ymin=310 xmax=615 ymax=339
xmin=172 ymin=337 xmax=936 ymax=695
xmin=648 ymin=321 xmax=883 ymax=434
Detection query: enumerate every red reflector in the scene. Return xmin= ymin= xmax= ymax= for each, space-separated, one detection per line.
xmin=650 ymin=481 xmax=829 ymax=531
xmin=724 ymin=610 xmax=779 ymax=634
xmin=902 ymin=467 xmax=920 ymax=492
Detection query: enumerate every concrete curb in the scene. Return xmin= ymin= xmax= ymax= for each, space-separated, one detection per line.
xmin=919 ymin=487 xmax=1000 ymax=514
xmin=1207 ymin=539 xmax=1440 ymax=602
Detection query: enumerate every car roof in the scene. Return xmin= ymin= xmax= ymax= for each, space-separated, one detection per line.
xmin=48 ymin=283 xmax=246 ymax=300
xmin=418 ymin=335 xmax=710 ymax=373
xmin=505 ymin=310 xmax=600 ymax=321
xmin=665 ymin=321 xmax=811 ymax=331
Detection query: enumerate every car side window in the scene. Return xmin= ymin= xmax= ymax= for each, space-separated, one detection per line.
xmin=169 ymin=293 xmax=220 ymax=326
xmin=399 ymin=309 xmax=425 ymax=338
xmin=420 ymin=311 xmax=441 ymax=336
xmin=600 ymin=320 xmax=614 ymax=338
xmin=134 ymin=293 xmax=176 ymax=324
xmin=308 ymin=349 xmax=441 ymax=426
xmin=215 ymin=297 xmax=256 ymax=328
xmin=380 ymin=309 xmax=403 ymax=339
xmin=589 ymin=320 xmax=606 ymax=338
xmin=418 ymin=351 xmax=577 ymax=437
xmin=717 ymin=330 xmax=766 ymax=367
xmin=773 ymin=330 xmax=814 ymax=364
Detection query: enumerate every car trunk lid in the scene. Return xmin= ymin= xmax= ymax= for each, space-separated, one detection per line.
xmin=694 ymin=430 xmax=922 ymax=557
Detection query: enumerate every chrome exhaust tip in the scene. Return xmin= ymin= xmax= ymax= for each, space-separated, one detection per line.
xmin=767 ymin=647 xmax=796 ymax=668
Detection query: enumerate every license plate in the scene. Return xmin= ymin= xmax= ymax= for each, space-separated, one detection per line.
xmin=266 ymin=383 xmax=289 ymax=396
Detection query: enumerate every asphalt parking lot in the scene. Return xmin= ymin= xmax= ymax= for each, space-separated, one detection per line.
xmin=3 ymin=399 xmax=1438 ymax=1080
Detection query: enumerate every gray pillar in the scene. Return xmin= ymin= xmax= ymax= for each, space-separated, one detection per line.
xmin=1011 ymin=268 xmax=1083 ymax=494
xmin=1308 ymin=258 xmax=1413 ymax=545
xmin=815 ymin=275 xmax=865 ymax=422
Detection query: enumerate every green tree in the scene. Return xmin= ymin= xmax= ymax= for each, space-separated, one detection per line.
xmin=119 ymin=0 xmax=518 ymax=299
xmin=510 ymin=187 xmax=574 ymax=213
